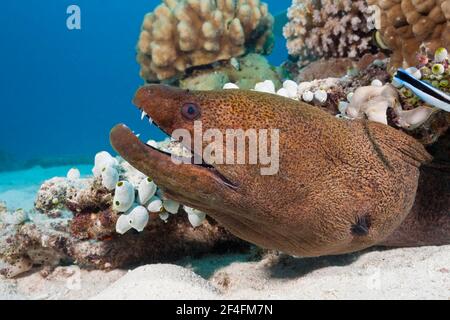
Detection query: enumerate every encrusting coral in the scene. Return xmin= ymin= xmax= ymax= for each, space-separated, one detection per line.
xmin=283 ymin=0 xmax=377 ymax=64
xmin=367 ymin=0 xmax=450 ymax=70
xmin=137 ymin=0 xmax=274 ymax=82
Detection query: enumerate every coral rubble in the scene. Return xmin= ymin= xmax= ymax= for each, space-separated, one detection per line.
xmin=137 ymin=0 xmax=274 ymax=82
xmin=367 ymin=0 xmax=450 ymax=70
xmin=283 ymin=0 xmax=377 ymax=64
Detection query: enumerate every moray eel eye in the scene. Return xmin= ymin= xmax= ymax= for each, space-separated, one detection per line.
xmin=181 ymin=103 xmax=201 ymax=120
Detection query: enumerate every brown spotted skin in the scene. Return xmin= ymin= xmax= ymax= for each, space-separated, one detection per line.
xmin=110 ymin=84 xmax=434 ymax=257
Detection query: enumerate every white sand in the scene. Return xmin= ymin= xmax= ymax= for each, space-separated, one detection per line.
xmin=0 ymin=266 xmax=126 ymax=300
xmin=93 ymin=264 xmax=220 ymax=300
xmin=1 ymin=245 xmax=448 ymax=300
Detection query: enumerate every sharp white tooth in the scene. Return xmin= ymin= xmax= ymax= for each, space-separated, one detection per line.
xmin=141 ymin=111 xmax=147 ymax=120
xmin=147 ymin=140 xmax=158 ymax=148
xmin=136 ymin=133 xmax=141 ymax=138
xmin=148 ymin=116 xmax=153 ymax=125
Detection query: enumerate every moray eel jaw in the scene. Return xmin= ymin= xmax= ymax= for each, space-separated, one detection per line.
xmin=111 ymin=84 xmax=432 ymax=257
xmin=110 ymin=124 xmax=237 ymax=210
xmin=110 ymin=85 xmax=241 ymax=219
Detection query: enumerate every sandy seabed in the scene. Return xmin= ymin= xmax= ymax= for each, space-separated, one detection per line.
xmin=0 ymin=245 xmax=448 ymax=300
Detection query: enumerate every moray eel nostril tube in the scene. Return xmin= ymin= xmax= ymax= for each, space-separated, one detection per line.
xmin=110 ymin=84 xmax=449 ymax=257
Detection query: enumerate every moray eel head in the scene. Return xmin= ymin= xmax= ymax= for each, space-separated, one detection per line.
xmin=111 ymin=84 xmax=432 ymax=257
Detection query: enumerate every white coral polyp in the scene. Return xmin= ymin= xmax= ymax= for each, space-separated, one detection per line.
xmin=113 ymin=181 xmax=135 ymax=212
xmin=147 ymin=196 xmax=163 ymax=213
xmin=92 ymin=151 xmax=118 ymax=177
xmin=277 ymin=88 xmax=290 ymax=97
xmin=434 ymin=48 xmax=448 ymax=63
xmin=101 ymin=166 xmax=119 ymax=191
xmin=254 ymin=80 xmax=275 ymax=94
xmin=138 ymin=178 xmax=157 ymax=205
xmin=405 ymin=67 xmax=421 ymax=80
xmin=223 ymin=83 xmax=240 ymax=89
xmin=67 ymin=168 xmax=80 ymax=180
xmin=128 ymin=206 xmax=150 ymax=232
xmin=283 ymin=80 xmax=298 ymax=98
xmin=371 ymin=79 xmax=383 ymax=87
xmin=159 ymin=211 xmax=170 ymax=222
xmin=314 ymin=90 xmax=327 ymax=103
xmin=184 ymin=206 xmax=206 ymax=228
xmin=116 ymin=214 xmax=133 ymax=235
xmin=163 ymin=199 xmax=180 ymax=214
xmin=302 ymin=90 xmax=314 ymax=102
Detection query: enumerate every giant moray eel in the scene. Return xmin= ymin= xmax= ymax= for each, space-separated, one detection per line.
xmin=110 ymin=85 xmax=450 ymax=257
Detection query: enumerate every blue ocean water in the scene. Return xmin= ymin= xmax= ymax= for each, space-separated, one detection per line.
xmin=0 ymin=0 xmax=289 ymax=172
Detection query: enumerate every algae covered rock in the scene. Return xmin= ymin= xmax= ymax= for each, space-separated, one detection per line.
xmin=179 ymin=53 xmax=282 ymax=90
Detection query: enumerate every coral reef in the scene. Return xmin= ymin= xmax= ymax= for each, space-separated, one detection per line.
xmin=179 ymin=53 xmax=281 ymax=90
xmin=297 ymin=59 xmax=390 ymax=114
xmin=283 ymin=0 xmax=377 ymax=64
xmin=0 ymin=208 xmax=245 ymax=278
xmin=266 ymin=45 xmax=449 ymax=146
xmin=231 ymin=51 xmax=448 ymax=147
xmin=397 ymin=50 xmax=450 ymax=107
xmin=367 ymin=0 xmax=450 ymax=70
xmin=224 ymin=57 xmax=391 ymax=117
xmin=0 ymin=146 xmax=248 ymax=279
xmin=392 ymin=48 xmax=450 ymax=144
xmin=137 ymin=0 xmax=274 ymax=82
xmin=289 ymin=52 xmax=387 ymax=82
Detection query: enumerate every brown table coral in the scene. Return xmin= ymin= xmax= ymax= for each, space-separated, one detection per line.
xmin=137 ymin=0 xmax=274 ymax=82
xmin=367 ymin=0 xmax=450 ymax=70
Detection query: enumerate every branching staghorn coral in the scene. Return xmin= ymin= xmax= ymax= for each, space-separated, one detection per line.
xmin=283 ymin=0 xmax=377 ymax=63
xmin=367 ymin=0 xmax=450 ymax=70
xmin=137 ymin=0 xmax=274 ymax=82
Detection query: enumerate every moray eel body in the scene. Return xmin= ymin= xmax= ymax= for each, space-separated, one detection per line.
xmin=110 ymin=85 xmax=448 ymax=257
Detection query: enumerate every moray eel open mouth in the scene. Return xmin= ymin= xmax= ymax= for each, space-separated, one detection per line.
xmin=110 ymin=85 xmax=240 ymax=205
xmin=110 ymin=123 xmax=238 ymax=190
xmin=110 ymin=84 xmax=433 ymax=257
xmin=139 ymin=105 xmax=238 ymax=190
